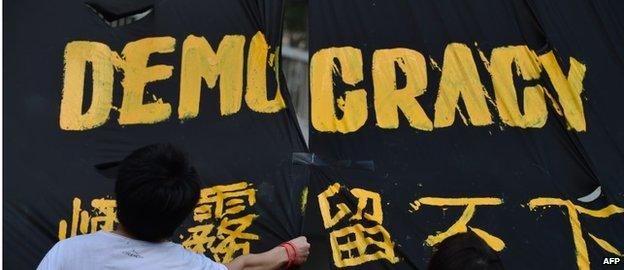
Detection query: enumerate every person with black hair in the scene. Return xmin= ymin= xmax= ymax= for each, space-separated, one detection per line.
xmin=38 ymin=143 xmax=310 ymax=270
xmin=428 ymin=230 xmax=504 ymax=270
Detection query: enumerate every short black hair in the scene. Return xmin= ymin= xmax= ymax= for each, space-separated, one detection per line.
xmin=428 ymin=230 xmax=504 ymax=270
xmin=115 ymin=143 xmax=200 ymax=242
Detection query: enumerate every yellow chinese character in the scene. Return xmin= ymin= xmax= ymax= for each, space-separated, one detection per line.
xmin=528 ymin=198 xmax=624 ymax=270
xmin=58 ymin=197 xmax=117 ymax=240
xmin=182 ymin=224 xmax=216 ymax=253
xmin=182 ymin=182 xmax=259 ymax=263
xmin=410 ymin=197 xmax=505 ymax=251
xmin=318 ymin=183 xmax=398 ymax=268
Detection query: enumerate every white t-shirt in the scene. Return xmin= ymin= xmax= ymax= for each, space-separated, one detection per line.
xmin=37 ymin=231 xmax=228 ymax=270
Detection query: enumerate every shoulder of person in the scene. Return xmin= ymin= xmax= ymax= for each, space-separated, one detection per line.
xmin=37 ymin=233 xmax=99 ymax=270
xmin=55 ymin=232 xmax=103 ymax=249
xmin=167 ymin=242 xmax=226 ymax=270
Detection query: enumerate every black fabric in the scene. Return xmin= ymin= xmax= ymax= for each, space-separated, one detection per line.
xmin=5 ymin=0 xmax=624 ymax=269
xmin=85 ymin=0 xmax=155 ymax=20
xmin=4 ymin=0 xmax=308 ymax=269
xmin=526 ymin=0 xmax=624 ymax=209
xmin=304 ymin=0 xmax=624 ymax=269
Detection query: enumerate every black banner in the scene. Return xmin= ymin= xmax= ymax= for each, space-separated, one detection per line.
xmin=4 ymin=0 xmax=308 ymax=269
xmin=304 ymin=0 xmax=624 ymax=269
xmin=5 ymin=0 xmax=624 ymax=269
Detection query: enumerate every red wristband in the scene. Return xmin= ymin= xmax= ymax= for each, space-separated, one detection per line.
xmin=285 ymin=242 xmax=297 ymax=260
xmin=280 ymin=242 xmax=297 ymax=269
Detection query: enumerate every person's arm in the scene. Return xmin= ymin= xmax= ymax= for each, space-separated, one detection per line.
xmin=225 ymin=236 xmax=310 ymax=270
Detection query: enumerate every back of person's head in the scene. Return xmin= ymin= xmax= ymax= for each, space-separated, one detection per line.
xmin=115 ymin=143 xmax=200 ymax=242
xmin=428 ymin=230 xmax=504 ymax=270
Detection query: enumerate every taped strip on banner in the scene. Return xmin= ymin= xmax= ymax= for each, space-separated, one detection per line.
xmin=291 ymin=152 xmax=375 ymax=171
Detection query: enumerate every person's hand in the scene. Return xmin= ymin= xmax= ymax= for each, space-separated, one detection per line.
xmin=284 ymin=236 xmax=310 ymax=265
xmin=226 ymin=237 xmax=311 ymax=270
